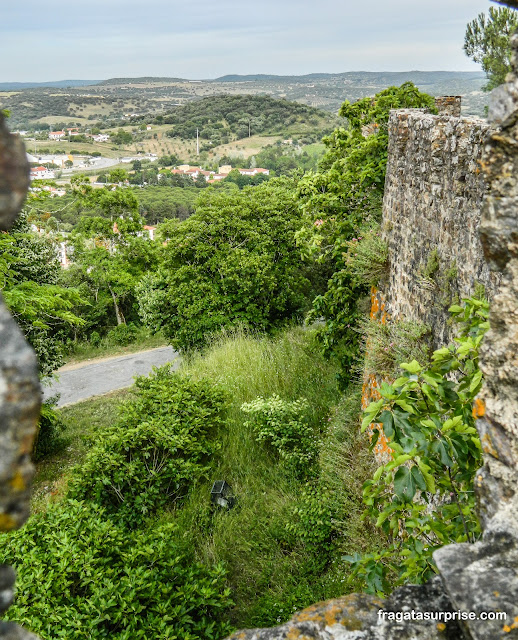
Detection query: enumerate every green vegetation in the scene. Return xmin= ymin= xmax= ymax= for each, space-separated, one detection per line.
xmin=298 ymin=82 xmax=436 ymax=386
xmin=136 ymin=185 xmax=198 ymax=222
xmin=464 ymin=6 xmax=518 ymax=91
xmin=66 ymin=327 xmax=166 ymax=364
xmin=163 ymin=94 xmax=334 ymax=145
xmin=241 ymin=395 xmax=316 ymax=477
xmin=361 ymin=318 xmax=431 ymax=379
xmin=344 ymin=225 xmax=389 ymax=287
xmin=5 ymin=327 xmax=379 ymax=636
xmin=138 ymin=178 xmax=313 ymax=351
xmin=170 ymin=327 xmax=377 ymax=628
xmin=0 ymin=501 xmax=233 ymax=639
xmin=2 ymin=77 xmax=490 ymax=638
xmin=0 ymin=208 xmax=84 ymax=376
xmin=69 ymin=371 xmax=227 ymax=527
xmin=348 ymin=299 xmax=488 ymax=593
xmin=32 ymin=391 xmax=127 ymax=509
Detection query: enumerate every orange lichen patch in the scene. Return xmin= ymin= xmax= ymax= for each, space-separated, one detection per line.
xmin=494 ymin=591 xmax=500 ymax=597
xmin=362 ymin=373 xmax=393 ymax=463
xmin=292 ymin=603 xmax=324 ymax=625
xmin=324 ymin=603 xmax=346 ymax=627
xmin=10 ymin=470 xmax=26 ymax=492
xmin=473 ymin=398 xmax=486 ymax=418
xmin=363 ymin=286 xmax=394 ymax=463
xmin=0 ymin=513 xmax=17 ymax=531
xmin=503 ymin=617 xmax=518 ymax=633
xmin=482 ymin=433 xmax=499 ymax=458
xmin=286 ymin=629 xmax=313 ymax=640
xmin=437 ymin=622 xmax=446 ymax=632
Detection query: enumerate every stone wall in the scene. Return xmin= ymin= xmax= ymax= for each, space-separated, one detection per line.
xmin=435 ymin=96 xmax=462 ymax=118
xmin=381 ymin=107 xmax=497 ymax=350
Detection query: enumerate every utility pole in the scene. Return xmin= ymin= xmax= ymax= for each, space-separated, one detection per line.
xmin=249 ymin=120 xmax=251 ymax=138
xmin=196 ymin=128 xmax=199 ymax=156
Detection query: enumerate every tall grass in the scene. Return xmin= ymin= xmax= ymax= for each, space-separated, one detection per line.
xmin=182 ymin=325 xmax=338 ymax=482
xmin=166 ymin=326 xmax=373 ymax=628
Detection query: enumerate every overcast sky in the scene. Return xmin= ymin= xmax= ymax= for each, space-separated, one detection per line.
xmin=0 ymin=0 xmax=499 ymax=81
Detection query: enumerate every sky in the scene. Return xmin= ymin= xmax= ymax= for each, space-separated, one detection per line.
xmin=0 ymin=0 xmax=498 ymax=81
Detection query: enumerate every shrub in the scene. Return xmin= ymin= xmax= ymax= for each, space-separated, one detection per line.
xmin=241 ymin=395 xmax=316 ymax=476
xmin=0 ymin=500 xmax=233 ymax=639
xmin=137 ymin=178 xmax=311 ymax=352
xmin=345 ymin=226 xmax=389 ymax=287
xmin=89 ymin=330 xmax=101 ymax=347
xmin=286 ymin=484 xmax=335 ymax=553
xmin=106 ymin=322 xmax=138 ymax=346
xmin=33 ymin=401 xmax=65 ymax=461
xmin=69 ymin=367 xmax=227 ymax=526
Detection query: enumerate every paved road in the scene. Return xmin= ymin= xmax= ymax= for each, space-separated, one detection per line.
xmin=43 ymin=346 xmax=180 ymax=407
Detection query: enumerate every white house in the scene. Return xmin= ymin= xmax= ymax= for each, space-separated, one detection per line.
xmin=142 ymin=225 xmax=157 ymax=240
xmin=48 ymin=131 xmax=65 ymax=140
xmin=237 ymin=167 xmax=270 ymax=176
xmin=30 ymin=166 xmax=55 ymax=180
xmin=92 ymin=134 xmax=110 ymax=142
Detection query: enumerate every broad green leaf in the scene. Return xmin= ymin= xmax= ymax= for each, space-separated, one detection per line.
xmin=394 ymin=466 xmax=423 ymax=502
xmin=378 ymin=410 xmax=394 ymax=439
xmin=400 ymin=360 xmax=422 ymax=374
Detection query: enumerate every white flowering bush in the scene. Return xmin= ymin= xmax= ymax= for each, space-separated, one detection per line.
xmin=241 ymin=395 xmax=317 ymax=476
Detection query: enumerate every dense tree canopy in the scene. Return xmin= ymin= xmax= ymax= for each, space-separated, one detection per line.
xmin=163 ymin=94 xmax=333 ymax=144
xmin=0 ymin=210 xmax=84 ymax=376
xmin=464 ymin=7 xmax=518 ymax=91
xmin=137 ymin=178 xmax=311 ymax=351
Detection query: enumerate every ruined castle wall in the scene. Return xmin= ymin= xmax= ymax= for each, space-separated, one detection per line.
xmin=382 ymin=109 xmax=497 ymax=348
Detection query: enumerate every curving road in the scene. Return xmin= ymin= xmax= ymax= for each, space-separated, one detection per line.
xmin=42 ymin=346 xmax=180 ymax=407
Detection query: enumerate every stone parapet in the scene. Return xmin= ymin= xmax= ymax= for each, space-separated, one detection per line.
xmin=382 ymin=108 xmax=496 ymax=349
xmin=435 ymin=96 xmax=462 ymax=118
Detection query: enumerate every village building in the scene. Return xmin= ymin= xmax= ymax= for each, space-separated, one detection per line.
xmin=30 ymin=166 xmax=55 ymax=180
xmin=48 ymin=131 xmax=65 ymax=140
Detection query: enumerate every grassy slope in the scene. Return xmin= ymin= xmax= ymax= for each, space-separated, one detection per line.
xmin=33 ymin=326 xmax=377 ymax=630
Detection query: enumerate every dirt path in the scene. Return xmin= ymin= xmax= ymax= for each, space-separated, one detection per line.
xmin=42 ymin=346 xmax=180 ymax=407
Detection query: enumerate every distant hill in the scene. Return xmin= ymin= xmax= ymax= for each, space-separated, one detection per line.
xmin=97 ymin=77 xmax=188 ymax=86
xmin=0 ymin=80 xmax=100 ymax=91
xmin=162 ymin=94 xmax=336 ymax=144
xmin=214 ymin=71 xmax=485 ymax=84
xmin=0 ymin=70 xmax=489 ymax=127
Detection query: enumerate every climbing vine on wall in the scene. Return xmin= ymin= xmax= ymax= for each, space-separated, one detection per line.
xmin=345 ymin=298 xmax=488 ymax=594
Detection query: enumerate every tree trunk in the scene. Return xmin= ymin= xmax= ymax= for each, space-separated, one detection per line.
xmin=108 ymin=285 xmax=125 ymax=325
